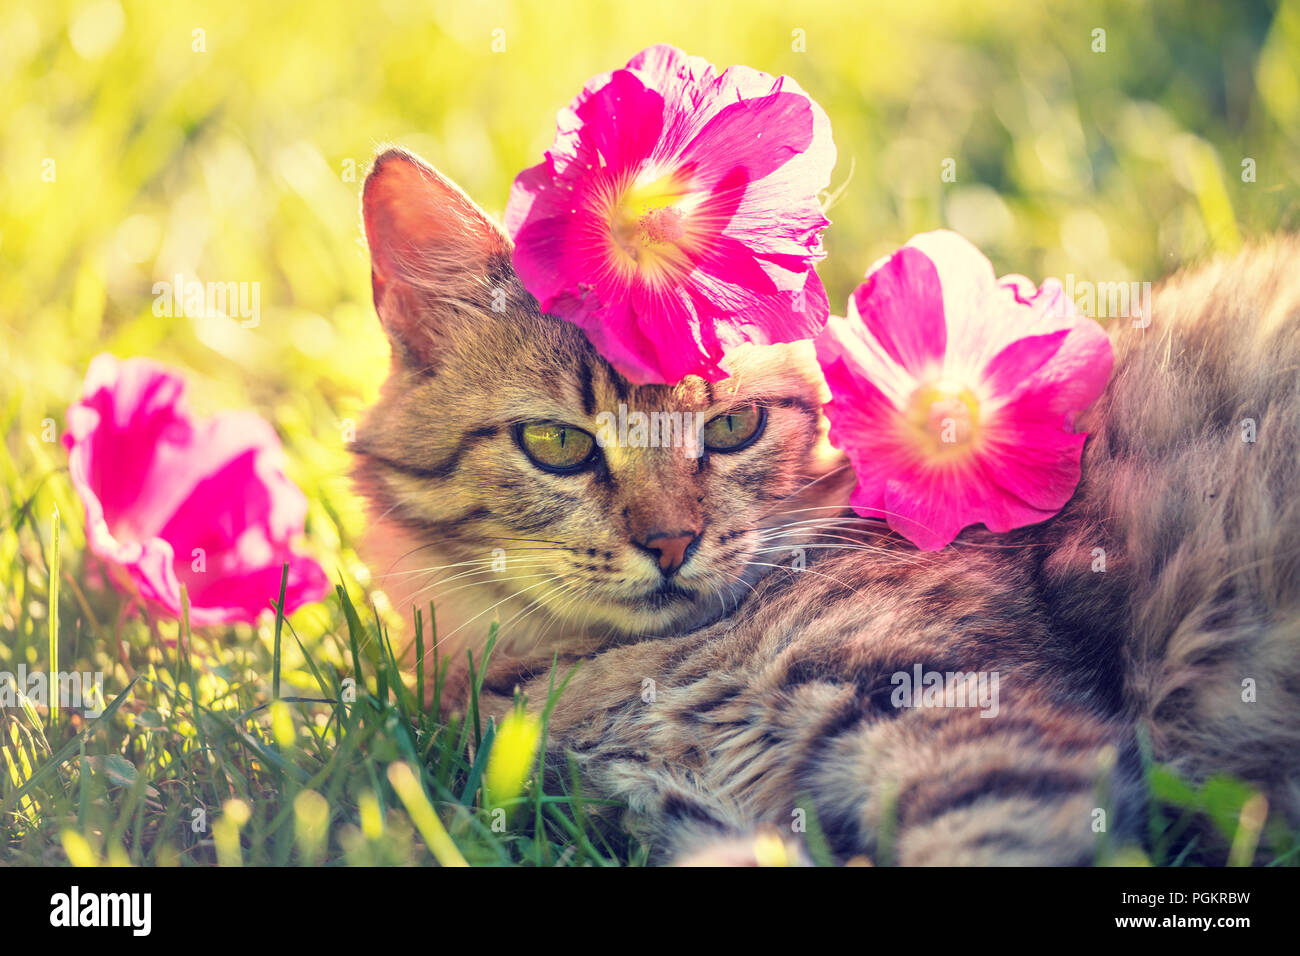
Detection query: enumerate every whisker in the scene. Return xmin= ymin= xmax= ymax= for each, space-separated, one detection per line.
xmin=490 ymin=535 xmax=573 ymax=547
xmin=387 ymin=560 xmax=555 ymax=604
xmin=435 ymin=576 xmax=564 ymax=648
xmin=757 ymin=518 xmax=879 ymax=537
xmin=759 ymin=504 xmax=864 ymax=520
xmin=752 ymin=543 xmax=924 ymax=562
xmin=525 ymin=583 xmax=582 ymax=655
xmin=742 ymin=560 xmax=870 ymax=600
xmin=411 ymin=569 xmax=553 ymax=605
xmin=377 ymin=557 xmax=503 ymax=581
xmin=498 ymin=582 xmax=570 ymax=639
xmin=755 ymin=531 xmax=888 ymax=551
xmin=755 ymin=465 xmax=853 ymax=519
xmin=757 ymin=524 xmax=891 ymax=544
xmin=757 ymin=502 xmax=966 ymax=544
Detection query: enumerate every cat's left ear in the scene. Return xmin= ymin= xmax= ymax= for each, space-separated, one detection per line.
xmin=361 ymin=148 xmax=511 ymax=368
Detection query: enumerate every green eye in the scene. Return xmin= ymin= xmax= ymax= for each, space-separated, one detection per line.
xmin=702 ymin=403 xmax=766 ymax=452
xmin=516 ymin=422 xmax=597 ymax=473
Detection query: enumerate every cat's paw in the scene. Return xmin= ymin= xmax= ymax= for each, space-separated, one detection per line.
xmin=433 ymin=654 xmax=556 ymax=720
xmin=672 ymin=826 xmax=812 ymax=867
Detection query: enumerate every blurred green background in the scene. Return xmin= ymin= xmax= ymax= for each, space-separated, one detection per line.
xmin=1 ymin=0 xmax=1297 ymax=868
xmin=3 ymin=0 xmax=1298 ymax=585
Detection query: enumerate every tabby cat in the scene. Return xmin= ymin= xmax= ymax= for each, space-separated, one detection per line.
xmin=352 ymin=147 xmax=1300 ymax=865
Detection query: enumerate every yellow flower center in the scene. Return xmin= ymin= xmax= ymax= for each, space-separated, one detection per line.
xmin=638 ymin=205 xmax=687 ymax=243
xmin=608 ymin=172 xmax=695 ymax=281
xmin=904 ymin=380 xmax=982 ymax=459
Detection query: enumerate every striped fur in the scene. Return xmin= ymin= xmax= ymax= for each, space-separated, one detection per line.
xmin=353 ymin=149 xmax=1300 ymax=864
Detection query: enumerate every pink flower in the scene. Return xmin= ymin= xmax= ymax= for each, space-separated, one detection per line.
xmin=63 ymin=354 xmax=329 ymax=625
xmin=505 ymin=44 xmax=835 ymax=385
xmin=815 ymin=231 xmax=1113 ymax=551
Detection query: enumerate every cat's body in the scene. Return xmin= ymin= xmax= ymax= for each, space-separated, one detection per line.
xmin=353 ymin=148 xmax=1300 ymax=864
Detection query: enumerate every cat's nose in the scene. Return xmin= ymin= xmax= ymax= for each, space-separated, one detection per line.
xmin=634 ymin=530 xmax=701 ymax=578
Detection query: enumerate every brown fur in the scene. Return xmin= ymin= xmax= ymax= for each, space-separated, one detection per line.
xmin=353 ymin=148 xmax=1300 ymax=864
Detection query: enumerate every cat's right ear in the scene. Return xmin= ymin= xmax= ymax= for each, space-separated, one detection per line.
xmin=361 ymin=148 xmax=511 ymax=370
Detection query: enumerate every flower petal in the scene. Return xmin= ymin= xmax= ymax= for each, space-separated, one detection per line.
xmin=677 ymin=89 xmax=816 ymax=190
xmin=980 ymin=404 xmax=1091 ymax=513
xmin=816 ymin=232 xmax=1114 ymax=550
xmin=64 ymin=354 xmax=328 ymax=624
xmin=881 ymin=466 xmax=981 ymax=551
xmin=849 ymin=246 xmax=947 ymax=378
xmin=506 ymin=45 xmax=834 ymax=385
xmin=1011 ymin=316 xmax=1114 ymax=423
xmin=981 ymin=329 xmax=1070 ymax=400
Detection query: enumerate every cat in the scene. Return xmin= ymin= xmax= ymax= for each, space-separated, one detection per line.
xmin=352 ymin=147 xmax=1300 ymax=865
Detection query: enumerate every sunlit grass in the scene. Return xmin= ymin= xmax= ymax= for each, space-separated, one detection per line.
xmin=1 ymin=517 xmax=628 ymax=865
xmin=3 ymin=458 xmax=1298 ymax=867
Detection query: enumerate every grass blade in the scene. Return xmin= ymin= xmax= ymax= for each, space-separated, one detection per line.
xmin=272 ymin=561 xmax=289 ymax=701
xmin=387 ymin=762 xmax=468 ymax=867
xmin=48 ymin=504 xmax=60 ymax=729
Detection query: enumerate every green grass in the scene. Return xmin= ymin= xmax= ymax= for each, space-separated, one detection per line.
xmin=3 ymin=0 xmax=1300 ymax=866
xmin=2 ymin=491 xmax=636 ymax=865
xmin=2 ymin=484 xmax=1296 ymax=866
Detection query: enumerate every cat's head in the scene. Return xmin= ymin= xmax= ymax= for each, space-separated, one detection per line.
xmin=352 ymin=148 xmax=851 ymax=655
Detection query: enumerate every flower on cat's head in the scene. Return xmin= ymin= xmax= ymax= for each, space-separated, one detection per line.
xmin=64 ymin=354 xmax=329 ymax=625
xmin=816 ymin=231 xmax=1113 ymax=551
xmin=505 ymin=44 xmax=835 ymax=385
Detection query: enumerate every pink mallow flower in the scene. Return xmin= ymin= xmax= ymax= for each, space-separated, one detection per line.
xmin=63 ymin=354 xmax=329 ymax=625
xmin=505 ymin=44 xmax=835 ymax=385
xmin=815 ymin=230 xmax=1114 ymax=551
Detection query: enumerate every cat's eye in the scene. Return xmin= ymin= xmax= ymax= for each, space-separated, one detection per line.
xmin=702 ymin=403 xmax=766 ymax=452
xmin=515 ymin=422 xmax=598 ymax=473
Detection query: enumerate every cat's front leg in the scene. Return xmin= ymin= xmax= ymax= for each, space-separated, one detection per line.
xmin=803 ymin=691 xmax=1145 ymax=865
xmin=461 ymin=651 xmax=799 ymax=863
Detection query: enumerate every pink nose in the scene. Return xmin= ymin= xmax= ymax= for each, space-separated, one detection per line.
xmin=635 ymin=531 xmax=700 ymax=578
